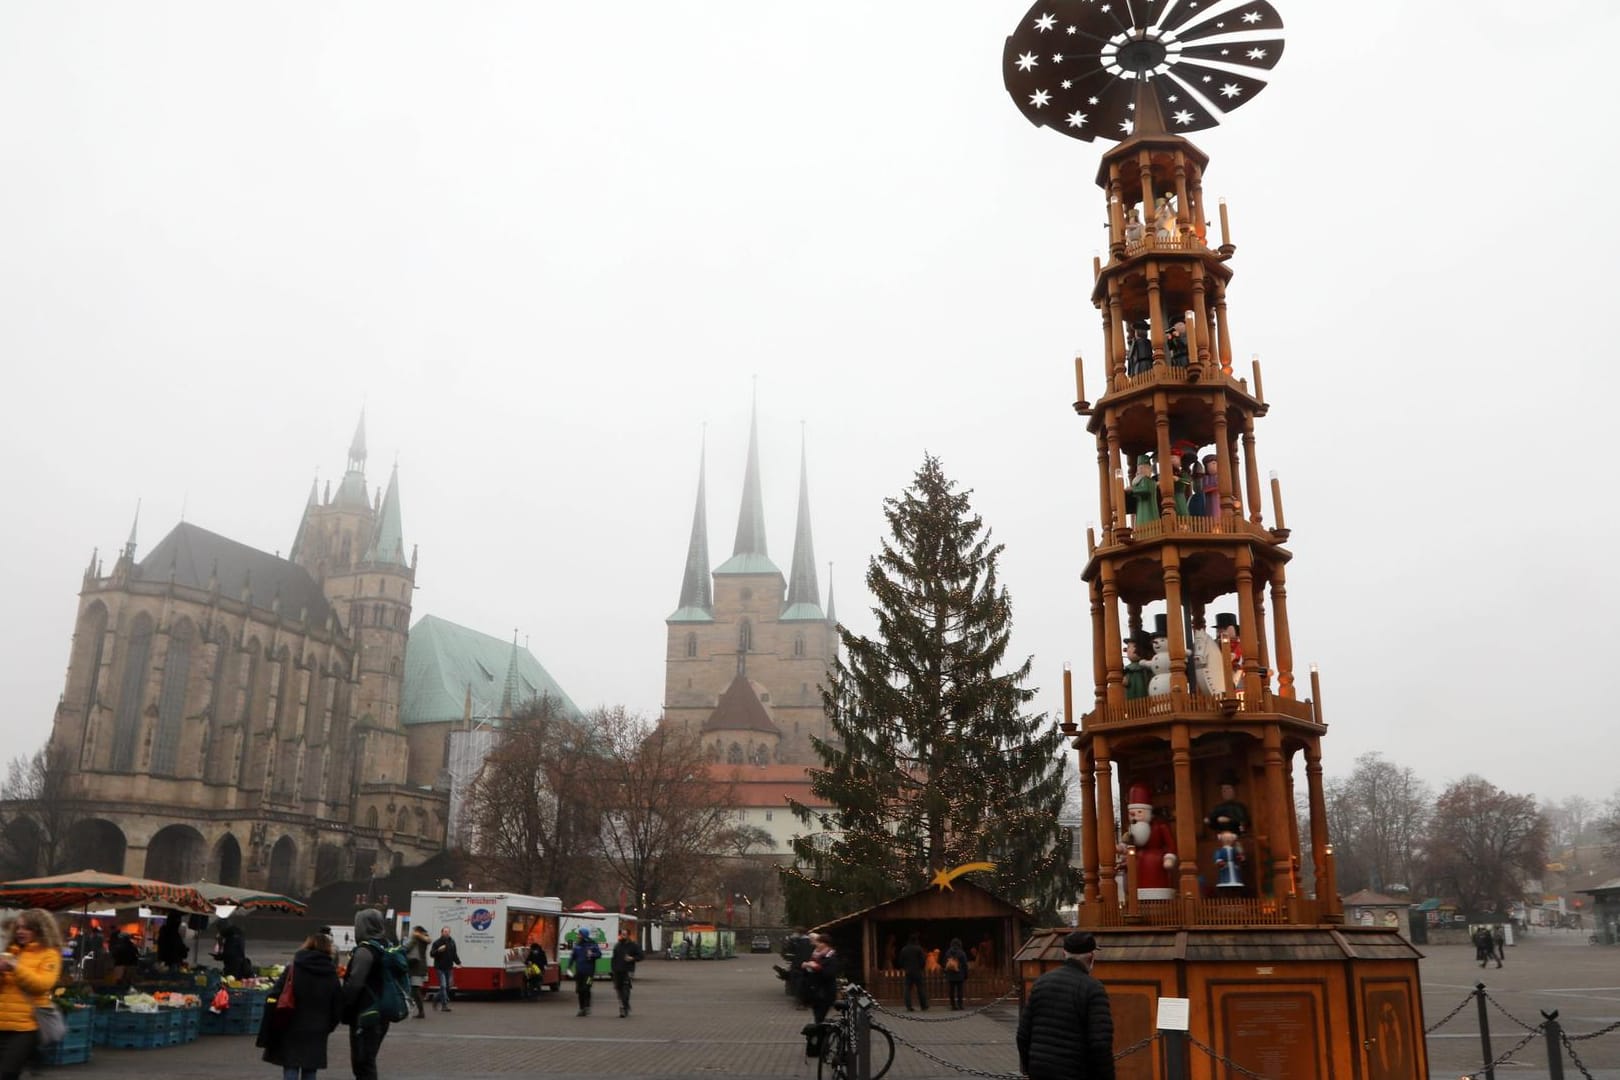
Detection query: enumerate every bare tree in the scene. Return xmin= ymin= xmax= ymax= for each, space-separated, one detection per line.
xmin=1423 ymin=775 xmax=1548 ymax=917
xmin=1601 ymin=789 xmax=1620 ymax=865
xmin=462 ymin=697 xmax=599 ymax=897
xmin=1542 ymin=795 xmax=1598 ymax=857
xmin=1322 ymin=752 xmax=1430 ymax=894
xmin=0 ymin=744 xmax=80 ymax=877
xmin=591 ymin=708 xmax=740 ymax=929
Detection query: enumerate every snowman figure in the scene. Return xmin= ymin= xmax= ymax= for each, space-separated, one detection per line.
xmin=1146 ymin=613 xmax=1173 ymax=698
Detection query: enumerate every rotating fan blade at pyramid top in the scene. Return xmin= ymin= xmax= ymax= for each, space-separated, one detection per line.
xmin=1003 ymin=0 xmax=1285 ymax=142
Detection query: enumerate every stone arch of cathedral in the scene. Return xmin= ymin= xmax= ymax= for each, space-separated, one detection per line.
xmin=267 ymin=835 xmax=298 ymax=896
xmin=144 ymin=824 xmax=207 ymax=882
xmin=211 ymin=833 xmax=243 ymax=886
xmin=64 ymin=819 xmax=126 ymax=874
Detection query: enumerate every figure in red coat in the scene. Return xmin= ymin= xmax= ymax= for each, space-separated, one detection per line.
xmin=1120 ymin=782 xmax=1178 ymax=900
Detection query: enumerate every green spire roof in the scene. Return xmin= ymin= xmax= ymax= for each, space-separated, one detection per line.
xmin=717 ymin=395 xmax=781 ymax=576
xmin=825 ymin=564 xmax=838 ymax=625
xmin=781 ymin=433 xmax=823 ymax=621
xmin=366 ymin=464 xmax=406 ymax=566
xmin=669 ymin=438 xmax=714 ymax=622
xmin=402 ymin=614 xmax=580 ymax=726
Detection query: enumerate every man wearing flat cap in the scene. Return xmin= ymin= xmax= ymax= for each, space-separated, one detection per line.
xmin=1016 ymin=930 xmax=1114 ymax=1079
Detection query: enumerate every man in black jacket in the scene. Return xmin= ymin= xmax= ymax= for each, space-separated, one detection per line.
xmin=609 ymin=928 xmax=644 ymax=1017
xmin=1016 ymin=930 xmax=1114 ymax=1080
xmin=429 ymin=927 xmax=460 ymax=1012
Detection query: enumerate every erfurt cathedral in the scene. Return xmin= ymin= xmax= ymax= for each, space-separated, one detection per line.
xmin=39 ymin=415 xmax=575 ymax=897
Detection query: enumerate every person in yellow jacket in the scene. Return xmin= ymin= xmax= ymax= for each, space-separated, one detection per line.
xmin=0 ymin=909 xmax=64 ymax=1080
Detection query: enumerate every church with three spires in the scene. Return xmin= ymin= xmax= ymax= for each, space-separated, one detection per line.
xmin=38 ymin=414 xmax=576 ymax=898
xmin=663 ymin=401 xmax=839 ymax=770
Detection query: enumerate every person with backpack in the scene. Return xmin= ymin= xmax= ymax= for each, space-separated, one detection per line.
xmin=342 ymin=910 xmax=396 ymax=1080
xmin=569 ymin=929 xmax=602 ymax=1016
xmin=429 ymin=928 xmax=460 ymax=1012
xmin=943 ymin=937 xmax=970 ymax=1010
xmin=258 ymin=931 xmax=343 ymax=1080
xmin=609 ymin=928 xmax=643 ymax=1018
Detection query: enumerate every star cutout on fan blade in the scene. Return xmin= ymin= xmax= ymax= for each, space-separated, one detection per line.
xmin=1016 ymin=52 xmax=1039 ymax=71
xmin=1030 ymin=89 xmax=1052 ymax=107
xmin=1220 ymin=83 xmax=1242 ymax=98
xmin=1173 ymin=109 xmax=1195 ymax=124
xmin=1247 ymin=48 xmax=1267 ymax=59
xmin=1035 ymin=12 xmax=1057 ymax=31
xmin=1067 ymin=111 xmax=1088 ymax=127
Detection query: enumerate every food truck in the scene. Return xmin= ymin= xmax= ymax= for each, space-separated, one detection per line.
xmin=408 ymin=892 xmax=562 ymax=994
xmin=558 ymin=912 xmax=639 ymax=978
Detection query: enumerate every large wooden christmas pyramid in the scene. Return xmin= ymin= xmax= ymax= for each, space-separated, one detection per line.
xmin=1005 ymin=3 xmax=1428 ymax=1075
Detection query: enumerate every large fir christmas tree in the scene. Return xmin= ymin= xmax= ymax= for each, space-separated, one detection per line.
xmin=783 ymin=455 xmax=1073 ymax=924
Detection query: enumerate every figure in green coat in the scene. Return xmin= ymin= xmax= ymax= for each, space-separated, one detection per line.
xmin=1128 ymin=455 xmax=1160 ymax=522
xmin=1123 ymin=634 xmax=1154 ymax=700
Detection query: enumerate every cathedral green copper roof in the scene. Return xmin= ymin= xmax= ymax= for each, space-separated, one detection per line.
xmin=402 ymin=614 xmax=580 ymax=726
xmin=715 ymin=552 xmax=782 ymax=576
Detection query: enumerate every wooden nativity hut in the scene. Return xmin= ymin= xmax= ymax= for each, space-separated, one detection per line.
xmin=814 ymin=881 xmax=1035 ymax=1006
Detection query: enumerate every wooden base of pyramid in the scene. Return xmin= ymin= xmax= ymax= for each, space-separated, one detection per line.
xmin=1015 ymin=924 xmax=1427 ymax=1079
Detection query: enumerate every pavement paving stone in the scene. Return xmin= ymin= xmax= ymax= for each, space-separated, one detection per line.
xmin=57 ymin=932 xmax=1620 ymax=1078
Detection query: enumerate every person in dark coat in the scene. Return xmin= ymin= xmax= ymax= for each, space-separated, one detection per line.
xmin=156 ymin=911 xmax=188 ymax=970
xmin=258 ymin=932 xmax=343 ymax=1080
xmin=220 ymin=924 xmax=252 ymax=979
xmin=943 ymin=937 xmax=970 ymax=1011
xmin=109 ymin=932 xmax=140 ymax=985
xmin=404 ymin=926 xmax=430 ymax=1018
xmin=569 ymin=930 xmax=602 ymax=1016
xmin=429 ymin=927 xmax=460 ymax=1012
xmin=784 ymin=929 xmax=813 ymax=1005
xmin=1016 ymin=931 xmax=1114 ymax=1080
xmin=341 ymin=910 xmax=391 ymax=1080
xmin=898 ymin=932 xmax=928 ymax=1011
xmin=609 ymin=929 xmax=643 ymax=1017
xmin=799 ymin=933 xmax=839 ymax=1059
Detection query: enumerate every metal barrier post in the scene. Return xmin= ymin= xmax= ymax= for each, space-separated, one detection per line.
xmin=1541 ymin=1010 xmax=1563 ymax=1080
xmin=854 ymin=993 xmax=872 ymax=1080
xmin=1474 ymin=983 xmax=1495 ymax=1080
xmin=1164 ymin=1030 xmax=1187 ymax=1080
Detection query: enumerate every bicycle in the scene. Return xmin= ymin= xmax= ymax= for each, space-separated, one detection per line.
xmin=811 ymin=984 xmax=895 ymax=1080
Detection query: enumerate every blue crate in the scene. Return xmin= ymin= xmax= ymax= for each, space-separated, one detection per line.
xmin=105 ymin=1028 xmax=171 ymax=1050
xmin=41 ymin=1039 xmax=91 ymax=1066
xmin=90 ymin=1010 xmax=112 ymax=1047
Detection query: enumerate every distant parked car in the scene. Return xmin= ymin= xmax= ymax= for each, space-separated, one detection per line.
xmin=750 ymin=934 xmax=772 ymax=953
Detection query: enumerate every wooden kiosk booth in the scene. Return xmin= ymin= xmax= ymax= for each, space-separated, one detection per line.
xmin=815 ymin=881 xmax=1032 ymax=1006
xmin=1002 ymin=3 xmax=1428 ymax=1077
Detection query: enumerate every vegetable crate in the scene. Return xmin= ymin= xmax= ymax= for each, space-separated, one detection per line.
xmin=200 ymin=989 xmax=266 ymax=1035
xmin=42 ymin=1008 xmax=94 ymax=1065
xmin=104 ymin=1008 xmax=184 ymax=1049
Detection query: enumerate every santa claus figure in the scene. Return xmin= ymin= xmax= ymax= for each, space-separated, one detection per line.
xmin=1120 ymin=782 xmax=1178 ymax=900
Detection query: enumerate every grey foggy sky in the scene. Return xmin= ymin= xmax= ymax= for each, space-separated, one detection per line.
xmin=3 ymin=0 xmax=1616 ymax=804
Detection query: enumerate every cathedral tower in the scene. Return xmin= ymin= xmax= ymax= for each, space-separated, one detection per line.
xmin=663 ymin=403 xmax=837 ymax=766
